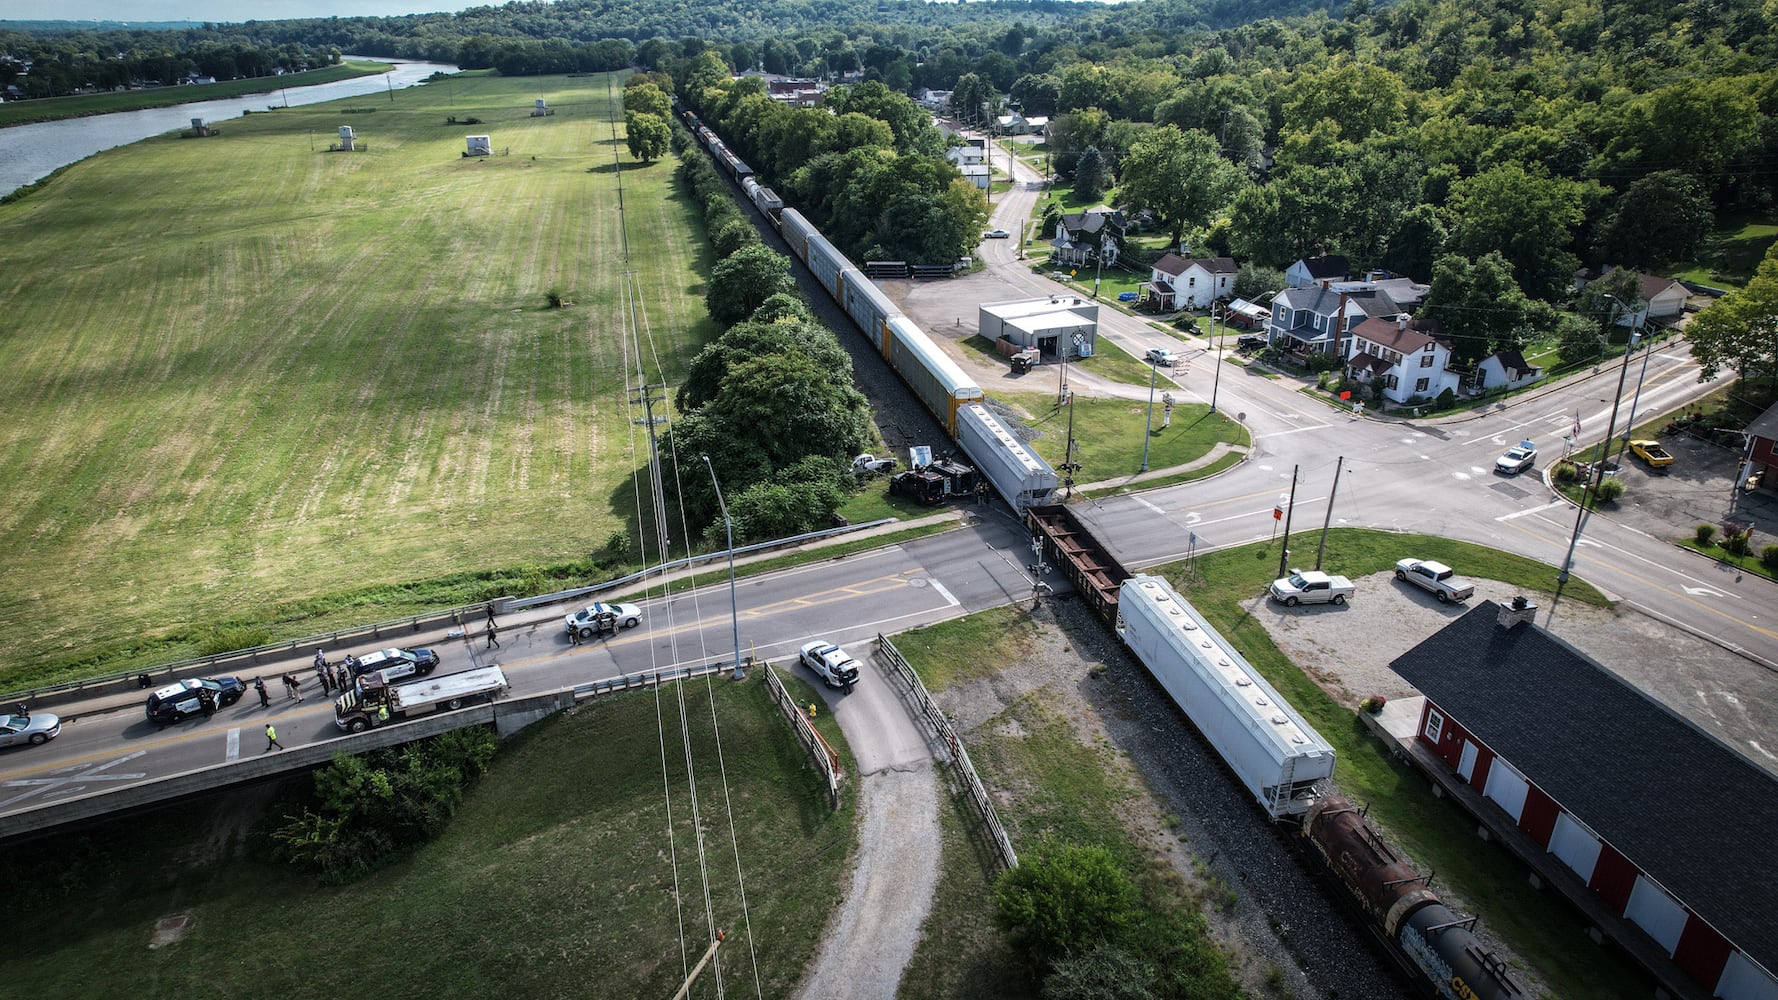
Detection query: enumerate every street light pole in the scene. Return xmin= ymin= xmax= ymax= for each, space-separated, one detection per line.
xmin=1209 ymin=303 xmax=1224 ymax=414
xmin=702 ymin=455 xmax=744 ymax=681
xmin=1141 ymin=357 xmax=1157 ymax=472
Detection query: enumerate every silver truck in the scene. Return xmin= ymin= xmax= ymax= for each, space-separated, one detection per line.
xmin=334 ymin=666 xmax=508 ymax=733
xmin=1394 ymin=558 xmax=1476 ymax=603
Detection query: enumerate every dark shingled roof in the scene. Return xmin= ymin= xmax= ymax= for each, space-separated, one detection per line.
xmin=1390 ymin=603 xmax=1778 ymax=973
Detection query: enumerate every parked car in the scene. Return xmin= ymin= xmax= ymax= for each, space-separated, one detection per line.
xmin=1628 ymin=440 xmax=1675 ymax=468
xmin=564 ymin=601 xmax=643 ymax=639
xmin=852 ymin=452 xmax=898 ymax=475
xmin=145 ymin=677 xmax=247 ymax=726
xmin=799 ymin=640 xmax=861 ymax=692
xmin=1144 ymin=347 xmax=1179 ymax=367
xmin=0 ymin=711 xmax=61 ymax=748
xmin=1268 ymin=571 xmax=1355 ymax=606
xmin=1235 ymin=333 xmax=1268 ymax=352
xmin=983 ymin=228 xmax=1010 ymax=239
xmin=1495 ymin=440 xmax=1537 ymax=475
xmin=1394 ymin=559 xmax=1476 ymax=603
xmin=347 ymin=646 xmax=439 ymax=680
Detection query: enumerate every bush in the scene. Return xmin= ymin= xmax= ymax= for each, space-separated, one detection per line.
xmin=1722 ymin=529 xmax=1753 ymax=556
xmin=995 ymin=842 xmax=1141 ymax=978
xmin=1595 ymin=477 xmax=1625 ymax=503
xmin=1553 ymin=461 xmax=1581 ymax=484
xmin=1761 ymin=545 xmax=1778 ymax=570
xmin=1695 ymin=523 xmax=1717 ymax=545
xmin=1435 ymin=387 xmax=1457 ymax=410
xmin=267 ymin=726 xmax=499 ymax=884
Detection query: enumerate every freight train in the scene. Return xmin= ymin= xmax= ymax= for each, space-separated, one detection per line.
xmin=1303 ymin=795 xmax=1528 ymax=1000
xmin=679 ymin=105 xmax=1057 ymax=510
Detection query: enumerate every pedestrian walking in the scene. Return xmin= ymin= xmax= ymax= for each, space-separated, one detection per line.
xmin=315 ymin=663 xmax=332 ymax=696
xmin=254 ymin=677 xmax=270 ymax=708
xmin=485 ymin=622 xmax=500 ymax=649
xmin=568 ymin=626 xmax=581 ymax=647
xmin=314 ymin=648 xmax=327 ymax=671
xmin=263 ymin=723 xmax=283 ymax=752
xmin=281 ymin=673 xmax=296 ymax=700
xmin=290 ymin=673 xmax=304 ymax=703
xmin=336 ymin=664 xmax=350 ymax=691
xmin=485 ymin=601 xmax=498 ymax=628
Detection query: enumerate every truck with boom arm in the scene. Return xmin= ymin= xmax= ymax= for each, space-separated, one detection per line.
xmin=334 ymin=666 xmax=509 ymax=733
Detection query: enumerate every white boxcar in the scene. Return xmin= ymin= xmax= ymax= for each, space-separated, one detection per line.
xmin=1117 ymin=574 xmax=1336 ymax=818
xmin=885 ymin=315 xmax=983 ymax=434
xmin=957 ymin=404 xmax=1057 ymax=510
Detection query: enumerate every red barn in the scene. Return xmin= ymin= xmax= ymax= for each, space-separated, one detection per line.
xmin=1390 ymin=599 xmax=1778 ymax=1000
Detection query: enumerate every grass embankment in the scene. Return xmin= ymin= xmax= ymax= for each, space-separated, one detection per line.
xmin=0 ymin=673 xmax=854 ymax=998
xmin=0 ymin=71 xmax=715 ymax=688
xmin=997 ymin=390 xmax=1249 ymax=482
xmin=0 ymin=61 xmax=392 ymax=127
xmin=896 ymin=530 xmax=1641 ymax=1000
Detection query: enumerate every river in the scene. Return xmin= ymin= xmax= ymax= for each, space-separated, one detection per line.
xmin=0 ymin=60 xmax=458 ymax=196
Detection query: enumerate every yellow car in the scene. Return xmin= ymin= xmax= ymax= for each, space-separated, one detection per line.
xmin=1628 ymin=440 xmax=1674 ymax=468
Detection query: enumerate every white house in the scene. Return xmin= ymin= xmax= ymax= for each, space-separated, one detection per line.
xmin=1143 ymin=253 xmax=1238 ymax=311
xmin=958 ymin=164 xmax=991 ymax=190
xmin=1285 ymin=254 xmax=1349 ymax=289
xmin=1639 ymin=273 xmax=1689 ymax=321
xmin=1344 ymin=315 xmax=1460 ymax=405
xmin=1473 ymin=347 xmax=1543 ymax=393
xmin=946 ymin=144 xmax=985 ymax=167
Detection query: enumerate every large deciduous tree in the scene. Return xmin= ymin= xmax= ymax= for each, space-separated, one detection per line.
xmin=706 ymin=244 xmax=797 ymax=324
xmin=622 ymin=80 xmax=670 ymax=120
xmin=1686 ymin=245 xmax=1778 ymax=381
xmin=624 ymin=111 xmax=670 ymax=163
xmin=1447 ymin=163 xmax=1592 ymax=301
xmin=1421 ymin=252 xmax=1540 ymax=366
xmin=1118 ymin=126 xmax=1245 ymax=251
xmin=1593 ymin=170 xmax=1714 ymax=270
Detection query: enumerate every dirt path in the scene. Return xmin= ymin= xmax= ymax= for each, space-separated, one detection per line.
xmin=794 ymin=651 xmax=942 ymax=1000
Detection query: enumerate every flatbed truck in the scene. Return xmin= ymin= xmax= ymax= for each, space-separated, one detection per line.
xmin=334 ymin=666 xmax=509 ymax=733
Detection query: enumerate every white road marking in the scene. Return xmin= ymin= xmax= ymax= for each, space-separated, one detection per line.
xmin=226 ymin=727 xmax=241 ymax=761
xmin=1256 ymin=422 xmax=1334 ymax=439
xmin=0 ymin=750 xmax=148 ymax=809
xmin=1498 ymin=500 xmax=1568 ymax=521
xmin=930 ymin=580 xmax=960 ymax=607
xmin=1683 ymin=585 xmax=1727 ymax=598
xmin=1135 ymin=495 xmax=1167 ymax=515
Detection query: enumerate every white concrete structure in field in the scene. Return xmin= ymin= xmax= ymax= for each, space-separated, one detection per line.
xmin=465 ymin=135 xmax=492 ymax=156
xmin=337 ymin=125 xmax=355 ymax=150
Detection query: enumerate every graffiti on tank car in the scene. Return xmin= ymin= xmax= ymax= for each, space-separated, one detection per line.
xmin=1400 ymin=926 xmax=1460 ymax=1000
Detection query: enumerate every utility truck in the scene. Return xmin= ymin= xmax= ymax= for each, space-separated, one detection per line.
xmin=334 ymin=666 xmax=508 ymax=733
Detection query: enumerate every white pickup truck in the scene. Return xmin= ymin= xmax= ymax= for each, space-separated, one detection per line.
xmin=1269 ymin=570 xmax=1355 ymax=606
xmin=1394 ymin=559 xmax=1476 ymax=603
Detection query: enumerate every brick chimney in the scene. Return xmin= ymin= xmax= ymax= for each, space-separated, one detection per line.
xmin=1497 ymin=595 xmax=1538 ymax=630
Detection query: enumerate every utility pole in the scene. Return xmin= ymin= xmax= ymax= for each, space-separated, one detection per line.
xmin=1314 ymin=457 xmax=1343 ymax=570
xmin=1060 ymin=390 xmax=1080 ymax=497
xmin=1558 ymin=332 xmax=1639 ymax=586
xmin=631 ymin=383 xmax=672 ymax=557
xmin=1277 ymin=465 xmax=1299 ymax=580
xmin=1209 ymin=303 xmax=1224 ymax=414
xmin=1141 ymin=357 xmax=1157 ymax=473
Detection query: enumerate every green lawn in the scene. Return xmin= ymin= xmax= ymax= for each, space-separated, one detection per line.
xmin=0 ymin=72 xmax=715 ymax=687
xmin=998 ymin=391 xmax=1250 ymax=480
xmin=0 ymin=673 xmax=855 ymax=998
xmin=1665 ymin=215 xmax=1777 ymax=289
xmin=0 ymin=61 xmax=391 ymax=127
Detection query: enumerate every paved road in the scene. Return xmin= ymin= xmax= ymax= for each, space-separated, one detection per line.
xmin=0 ymin=516 xmax=1042 ymax=818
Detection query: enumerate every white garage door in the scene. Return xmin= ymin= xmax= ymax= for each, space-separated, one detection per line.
xmin=1481 ymin=756 xmax=1529 ymax=821
xmin=1625 ymin=876 xmax=1688 ymax=955
xmin=1547 ymin=812 xmax=1602 ymax=882
xmin=1716 ymin=950 xmax=1778 ymax=1000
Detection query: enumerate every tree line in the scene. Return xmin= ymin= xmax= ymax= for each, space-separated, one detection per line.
xmin=0 ymin=31 xmax=340 ymax=98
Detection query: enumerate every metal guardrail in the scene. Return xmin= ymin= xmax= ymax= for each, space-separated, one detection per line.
xmin=875 ymin=632 xmax=1017 ymax=870
xmin=510 ymin=518 xmax=897 ymax=611
xmin=571 ymin=662 xmax=725 ymax=700
xmin=7 ymin=517 xmax=901 ymax=705
xmin=762 ymin=663 xmax=842 ymax=809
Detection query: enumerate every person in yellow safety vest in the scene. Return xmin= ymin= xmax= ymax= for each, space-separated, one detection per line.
xmin=377 ymin=704 xmax=390 ymax=723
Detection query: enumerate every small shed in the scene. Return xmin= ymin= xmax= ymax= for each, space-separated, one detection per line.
xmin=979 ymin=297 xmax=1099 ymax=360
xmin=531 ymin=98 xmax=552 ymax=117
xmin=465 ymin=135 xmax=492 ymax=157
xmin=337 ymin=125 xmax=355 ymax=151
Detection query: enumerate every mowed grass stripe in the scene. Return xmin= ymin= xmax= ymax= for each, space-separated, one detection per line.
xmin=0 ymin=73 xmax=709 ymax=682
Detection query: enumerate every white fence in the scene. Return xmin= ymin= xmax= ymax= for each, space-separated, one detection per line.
xmin=762 ymin=663 xmax=843 ymax=809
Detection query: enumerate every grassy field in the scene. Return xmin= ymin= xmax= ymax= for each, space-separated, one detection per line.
xmin=0 ymin=72 xmax=716 ymax=686
xmin=997 ymin=390 xmax=1249 ymax=480
xmin=0 ymin=61 xmax=391 ymax=127
xmin=0 ymin=672 xmax=855 ymax=998
xmin=893 ymin=532 xmax=1638 ymax=1000
xmin=1666 ymin=215 xmax=1777 ymax=289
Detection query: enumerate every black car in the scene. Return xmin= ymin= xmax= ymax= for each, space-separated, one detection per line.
xmin=145 ymin=677 xmax=247 ymax=725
